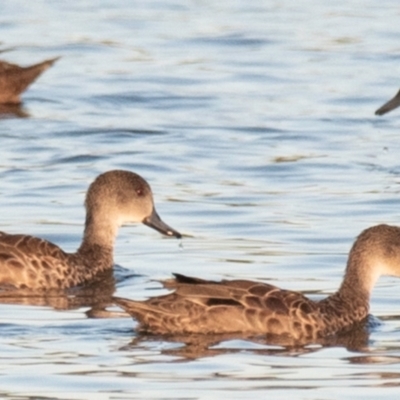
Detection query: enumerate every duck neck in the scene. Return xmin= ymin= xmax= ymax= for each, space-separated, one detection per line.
xmin=321 ymin=247 xmax=377 ymax=324
xmin=320 ymin=224 xmax=400 ymax=332
xmin=338 ymin=239 xmax=383 ymax=303
xmin=77 ymin=211 xmax=119 ymax=270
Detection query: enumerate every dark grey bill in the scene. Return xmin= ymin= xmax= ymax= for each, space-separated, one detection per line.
xmin=375 ymin=89 xmax=400 ymax=116
xmin=143 ymin=209 xmax=181 ymax=239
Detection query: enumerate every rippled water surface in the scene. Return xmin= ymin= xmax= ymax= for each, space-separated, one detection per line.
xmin=1 ymin=0 xmax=400 ymax=398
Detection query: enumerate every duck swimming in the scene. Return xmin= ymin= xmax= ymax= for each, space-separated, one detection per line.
xmin=114 ymin=224 xmax=400 ymax=342
xmin=0 ymin=57 xmax=59 ymax=104
xmin=0 ymin=170 xmax=181 ymax=290
xmin=375 ymin=89 xmax=400 ymax=116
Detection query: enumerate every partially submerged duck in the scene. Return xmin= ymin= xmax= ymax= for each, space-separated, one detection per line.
xmin=114 ymin=224 xmax=399 ymax=342
xmin=0 ymin=57 xmax=59 ymax=104
xmin=0 ymin=170 xmax=181 ymax=289
xmin=375 ymin=89 xmax=400 ymax=116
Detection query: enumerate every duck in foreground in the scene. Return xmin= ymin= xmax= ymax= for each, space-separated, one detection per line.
xmin=375 ymin=89 xmax=400 ymax=116
xmin=0 ymin=57 xmax=59 ymax=104
xmin=114 ymin=224 xmax=400 ymax=342
xmin=0 ymin=170 xmax=181 ymax=290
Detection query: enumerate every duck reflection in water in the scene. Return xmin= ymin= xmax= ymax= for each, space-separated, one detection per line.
xmin=114 ymin=224 xmax=399 ymax=351
xmin=0 ymin=103 xmax=29 ymax=118
xmin=0 ymin=269 xmax=119 ymax=314
xmin=121 ymin=320 xmax=373 ymax=359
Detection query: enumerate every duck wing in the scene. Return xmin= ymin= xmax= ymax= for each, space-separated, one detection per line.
xmin=113 ymin=273 xmax=319 ymax=336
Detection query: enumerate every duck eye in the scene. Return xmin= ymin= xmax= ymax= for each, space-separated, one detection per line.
xmin=136 ymin=188 xmax=143 ymax=196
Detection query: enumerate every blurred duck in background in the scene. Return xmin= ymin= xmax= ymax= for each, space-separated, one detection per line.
xmin=0 ymin=56 xmax=59 ymax=104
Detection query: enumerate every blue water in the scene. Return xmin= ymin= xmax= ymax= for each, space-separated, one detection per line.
xmin=1 ymin=0 xmax=400 ymax=398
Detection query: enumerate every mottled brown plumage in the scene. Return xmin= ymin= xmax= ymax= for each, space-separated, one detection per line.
xmin=0 ymin=170 xmax=181 ymax=290
xmin=375 ymin=89 xmax=400 ymax=116
xmin=114 ymin=224 xmax=400 ymax=342
xmin=0 ymin=57 xmax=59 ymax=104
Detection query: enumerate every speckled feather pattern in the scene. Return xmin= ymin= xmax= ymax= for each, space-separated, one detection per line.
xmin=0 ymin=233 xmax=112 ymax=289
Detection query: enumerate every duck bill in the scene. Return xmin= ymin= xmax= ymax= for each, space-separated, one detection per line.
xmin=143 ymin=209 xmax=181 ymax=238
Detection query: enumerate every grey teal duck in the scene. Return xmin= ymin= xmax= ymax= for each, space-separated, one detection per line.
xmin=114 ymin=224 xmax=400 ymax=342
xmin=0 ymin=170 xmax=180 ymax=290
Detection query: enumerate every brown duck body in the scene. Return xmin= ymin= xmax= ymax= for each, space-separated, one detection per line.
xmin=0 ymin=170 xmax=181 ymax=290
xmin=0 ymin=57 xmax=59 ymax=104
xmin=114 ymin=224 xmax=400 ymax=341
xmin=114 ymin=275 xmax=367 ymax=341
xmin=0 ymin=233 xmax=112 ymax=289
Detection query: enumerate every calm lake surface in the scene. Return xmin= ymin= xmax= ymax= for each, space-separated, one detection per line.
xmin=1 ymin=0 xmax=400 ymax=398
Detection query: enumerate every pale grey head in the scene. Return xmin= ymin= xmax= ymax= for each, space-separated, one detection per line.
xmin=82 ymin=170 xmax=181 ymax=246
